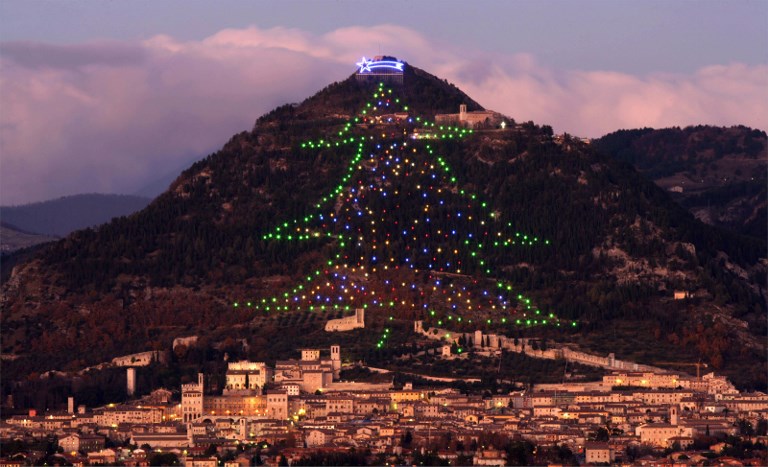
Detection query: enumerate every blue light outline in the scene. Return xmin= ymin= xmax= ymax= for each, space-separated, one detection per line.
xmin=356 ymin=57 xmax=405 ymax=74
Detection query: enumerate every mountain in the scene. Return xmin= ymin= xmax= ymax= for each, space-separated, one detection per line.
xmin=0 ymin=193 xmax=152 ymax=237
xmin=593 ymin=126 xmax=767 ymax=240
xmin=2 ymin=63 xmax=766 ymax=394
xmin=0 ymin=222 xmax=58 ymax=253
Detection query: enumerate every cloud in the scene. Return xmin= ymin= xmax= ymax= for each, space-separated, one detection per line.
xmin=1 ymin=25 xmax=766 ymax=205
xmin=0 ymin=41 xmax=147 ymax=69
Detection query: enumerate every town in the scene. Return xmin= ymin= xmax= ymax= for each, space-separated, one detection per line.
xmin=2 ymin=333 xmax=767 ymax=466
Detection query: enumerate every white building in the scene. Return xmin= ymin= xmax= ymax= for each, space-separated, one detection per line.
xmin=435 ymin=104 xmax=503 ymax=129
xmin=585 ymin=442 xmax=615 ymax=464
xmin=325 ymin=308 xmax=365 ymax=332
xmin=635 ymin=407 xmax=693 ymax=447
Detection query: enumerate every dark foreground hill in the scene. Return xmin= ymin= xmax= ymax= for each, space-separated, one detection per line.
xmin=594 ymin=126 xmax=767 ymax=240
xmin=2 ymin=64 xmax=766 ymax=396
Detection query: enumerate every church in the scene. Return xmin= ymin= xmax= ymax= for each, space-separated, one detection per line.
xmin=435 ymin=104 xmax=504 ymax=128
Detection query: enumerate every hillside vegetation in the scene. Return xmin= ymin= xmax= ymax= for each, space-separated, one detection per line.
xmin=2 ymin=65 xmax=765 ymax=394
xmin=594 ymin=126 xmax=767 ymax=240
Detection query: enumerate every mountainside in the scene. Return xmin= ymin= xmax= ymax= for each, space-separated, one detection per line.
xmin=0 ymin=193 xmax=152 ymax=237
xmin=132 ymin=155 xmax=204 ymax=199
xmin=593 ymin=126 xmax=767 ymax=240
xmin=0 ymin=222 xmax=58 ymax=253
xmin=2 ymin=64 xmax=766 ymax=394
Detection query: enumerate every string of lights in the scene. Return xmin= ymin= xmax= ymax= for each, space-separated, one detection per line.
xmin=233 ymin=82 xmax=578 ymax=346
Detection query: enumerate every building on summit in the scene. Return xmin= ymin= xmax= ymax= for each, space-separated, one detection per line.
xmin=355 ymin=55 xmax=405 ymax=84
xmin=435 ymin=104 xmax=504 ymax=128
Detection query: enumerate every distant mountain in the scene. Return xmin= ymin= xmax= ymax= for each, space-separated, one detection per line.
xmin=0 ymin=193 xmax=151 ymax=237
xmin=593 ymin=126 xmax=767 ymax=240
xmin=0 ymin=222 xmax=57 ymax=253
xmin=2 ymin=63 xmax=765 ymax=393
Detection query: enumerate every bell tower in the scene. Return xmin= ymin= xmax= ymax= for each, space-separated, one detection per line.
xmin=330 ymin=345 xmax=341 ymax=378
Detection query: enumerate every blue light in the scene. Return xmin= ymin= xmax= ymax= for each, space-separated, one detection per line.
xmin=357 ymin=57 xmax=405 ymax=73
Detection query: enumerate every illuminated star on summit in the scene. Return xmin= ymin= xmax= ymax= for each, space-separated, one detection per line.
xmin=356 ymin=57 xmax=373 ymax=73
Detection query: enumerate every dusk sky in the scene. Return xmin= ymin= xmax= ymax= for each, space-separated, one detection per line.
xmin=1 ymin=0 xmax=766 ymax=205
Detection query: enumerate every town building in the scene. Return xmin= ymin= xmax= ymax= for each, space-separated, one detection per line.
xmin=224 ymin=361 xmax=271 ymax=393
xmin=585 ymin=442 xmax=615 ymax=464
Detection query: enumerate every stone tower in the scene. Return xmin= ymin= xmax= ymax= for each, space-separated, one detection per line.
xmin=126 ymin=368 xmax=136 ymax=396
xmin=330 ymin=345 xmax=341 ymax=378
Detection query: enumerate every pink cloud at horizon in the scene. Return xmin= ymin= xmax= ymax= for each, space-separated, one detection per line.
xmin=1 ymin=24 xmax=766 ymax=205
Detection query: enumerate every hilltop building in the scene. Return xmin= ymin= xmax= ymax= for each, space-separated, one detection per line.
xmin=435 ymin=104 xmax=503 ymax=128
xmin=355 ymin=55 xmax=405 ymax=84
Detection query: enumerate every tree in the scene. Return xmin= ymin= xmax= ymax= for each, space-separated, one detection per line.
xmin=205 ymin=443 xmax=219 ymax=457
xmin=401 ymin=430 xmax=413 ymax=448
xmin=738 ymin=419 xmax=755 ymax=436
xmin=594 ymin=427 xmax=610 ymax=442
xmin=757 ymin=418 xmax=767 ymax=436
xmin=149 ymin=452 xmax=179 ymax=466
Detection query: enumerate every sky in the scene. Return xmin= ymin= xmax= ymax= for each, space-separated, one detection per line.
xmin=1 ymin=1 xmax=766 ymax=205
